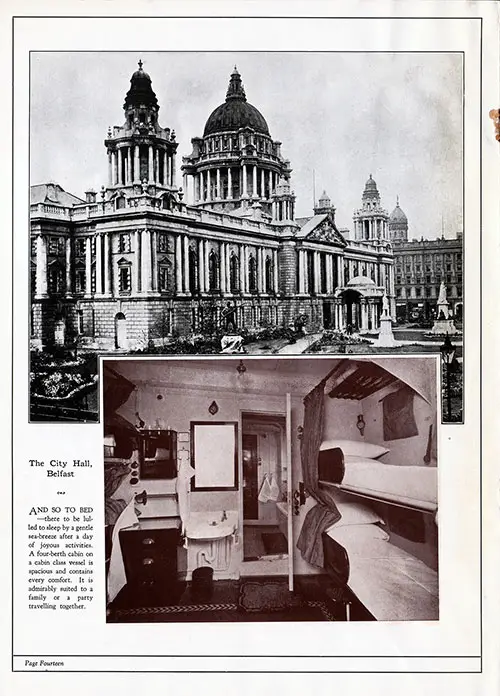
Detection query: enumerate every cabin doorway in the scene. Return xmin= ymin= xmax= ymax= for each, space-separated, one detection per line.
xmin=240 ymin=410 xmax=291 ymax=580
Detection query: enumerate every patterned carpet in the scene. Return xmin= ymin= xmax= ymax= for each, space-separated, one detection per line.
xmin=110 ymin=600 xmax=334 ymax=622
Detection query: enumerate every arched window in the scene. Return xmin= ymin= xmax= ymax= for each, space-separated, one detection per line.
xmin=265 ymin=256 xmax=273 ymax=293
xmin=248 ymin=255 xmax=257 ymax=293
xmin=115 ymin=196 xmax=126 ymax=210
xmin=189 ymin=247 xmax=198 ymax=293
xmin=162 ymin=194 xmax=171 ymax=210
xmin=229 ymin=253 xmax=239 ymax=292
xmin=208 ymin=250 xmax=219 ymax=291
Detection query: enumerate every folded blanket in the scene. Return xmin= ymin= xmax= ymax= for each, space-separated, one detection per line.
xmin=296 ymin=502 xmax=341 ymax=568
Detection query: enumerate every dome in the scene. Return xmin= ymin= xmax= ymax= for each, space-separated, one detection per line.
xmin=362 ymin=174 xmax=380 ymax=199
xmin=124 ymin=60 xmax=158 ymax=110
xmin=203 ymin=67 xmax=270 ymax=137
xmin=347 ymin=275 xmax=376 ymax=287
xmin=390 ymin=200 xmax=408 ymax=224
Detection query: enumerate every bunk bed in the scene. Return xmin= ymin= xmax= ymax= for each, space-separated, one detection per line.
xmin=298 ymin=358 xmax=439 ymax=622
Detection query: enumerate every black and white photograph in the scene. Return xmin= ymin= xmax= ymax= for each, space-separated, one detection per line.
xmin=29 ymin=52 xmax=463 ymax=424
xmin=103 ymin=356 xmax=438 ymax=623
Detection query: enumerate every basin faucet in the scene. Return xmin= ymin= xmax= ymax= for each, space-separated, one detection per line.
xmin=221 ymin=510 xmax=227 ymax=521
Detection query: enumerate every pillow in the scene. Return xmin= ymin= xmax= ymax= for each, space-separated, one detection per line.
xmin=319 ymin=439 xmax=389 ymax=459
xmin=332 ymin=501 xmax=384 ymax=528
xmin=326 ymin=523 xmax=390 ymax=550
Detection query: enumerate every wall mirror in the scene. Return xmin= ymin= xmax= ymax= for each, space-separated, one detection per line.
xmin=191 ymin=421 xmax=238 ymax=491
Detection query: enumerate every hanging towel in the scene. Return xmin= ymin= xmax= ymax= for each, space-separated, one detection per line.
xmin=176 ymin=450 xmax=196 ymax=536
xmin=258 ymin=473 xmax=272 ymax=503
xmin=107 ymin=497 xmax=140 ymax=602
xmin=268 ymin=473 xmax=280 ymax=502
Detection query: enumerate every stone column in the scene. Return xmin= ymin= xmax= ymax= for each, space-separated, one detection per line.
xmin=103 ymin=234 xmax=111 ymax=295
xmin=337 ymin=255 xmax=343 ymax=287
xmin=216 ymin=168 xmax=221 ymax=199
xmin=220 ymin=243 xmax=227 ymax=293
xmin=242 ymin=164 xmax=248 ymax=196
xmin=239 ymin=245 xmax=245 ymax=292
xmin=151 ymin=230 xmax=157 ymax=292
xmin=124 ymin=149 xmax=129 ymax=185
xmin=360 ymin=299 xmax=368 ymax=330
xmin=35 ymin=235 xmax=47 ymax=298
xmin=207 ymin=170 xmax=212 ymax=201
xmin=273 ymin=249 xmax=278 ymax=292
xmin=175 ymin=235 xmax=183 ymax=293
xmin=228 ymin=167 xmax=232 ymax=199
xmin=84 ymin=236 xmax=92 ymax=297
xmin=65 ymin=237 xmax=72 ymax=296
xmin=154 ymin=149 xmax=159 ymax=184
xmin=268 ymin=170 xmax=273 ymax=198
xmin=95 ymin=234 xmax=102 ymax=295
xmin=182 ymin=237 xmax=190 ymax=294
xmin=148 ymin=145 xmax=154 ymax=183
xmin=261 ymin=169 xmax=265 ymax=198
xmin=198 ymin=239 xmax=205 ymax=291
xmin=117 ymin=148 xmax=123 ymax=186
xmin=325 ymin=254 xmax=333 ymax=294
xmin=163 ymin=151 xmax=168 ymax=185
xmin=298 ymin=249 xmax=306 ymax=294
xmin=132 ymin=230 xmax=140 ymax=294
xmin=226 ymin=244 xmax=231 ymax=291
xmin=134 ymin=146 xmax=140 ymax=183
xmin=171 ymin=154 xmax=176 ymax=187
xmin=203 ymin=240 xmax=209 ymax=292
xmin=242 ymin=246 xmax=248 ymax=293
xmin=108 ymin=152 xmax=113 ymax=186
xmin=313 ymin=251 xmax=320 ymax=294
xmin=252 ymin=165 xmax=257 ymax=197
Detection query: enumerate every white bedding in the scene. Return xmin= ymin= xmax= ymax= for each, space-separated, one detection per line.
xmin=326 ymin=523 xmax=438 ymax=621
xmin=341 ymin=460 xmax=437 ymax=511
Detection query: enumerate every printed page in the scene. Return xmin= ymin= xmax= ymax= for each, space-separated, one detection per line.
xmin=2 ymin=1 xmax=499 ymax=694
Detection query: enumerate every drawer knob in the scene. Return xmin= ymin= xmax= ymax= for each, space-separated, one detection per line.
xmin=142 ymin=537 xmax=155 ymax=546
xmin=142 ymin=557 xmax=154 ymax=565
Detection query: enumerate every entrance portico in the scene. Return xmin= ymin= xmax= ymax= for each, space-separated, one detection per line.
xmin=336 ymin=275 xmax=386 ymax=333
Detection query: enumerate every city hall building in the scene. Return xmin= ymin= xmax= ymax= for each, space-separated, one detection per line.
xmin=30 ymin=62 xmax=396 ymax=351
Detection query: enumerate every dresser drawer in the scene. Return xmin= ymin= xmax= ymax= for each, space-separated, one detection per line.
xmin=119 ymin=527 xmax=180 ymax=586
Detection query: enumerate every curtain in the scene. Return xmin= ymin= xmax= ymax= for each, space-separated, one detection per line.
xmin=296 ymin=378 xmax=341 ymax=568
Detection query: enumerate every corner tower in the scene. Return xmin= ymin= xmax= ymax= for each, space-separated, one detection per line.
xmin=182 ymin=67 xmax=292 ymax=216
xmin=104 ymin=61 xmax=179 ymax=200
xmin=388 ymin=197 xmax=409 ymax=243
xmin=353 ymin=174 xmax=390 ymax=243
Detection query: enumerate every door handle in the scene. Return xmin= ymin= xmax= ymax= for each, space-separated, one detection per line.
xmin=293 ymin=482 xmax=306 ymax=515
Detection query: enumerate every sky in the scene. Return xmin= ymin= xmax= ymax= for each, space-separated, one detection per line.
xmin=30 ymin=51 xmax=463 ymax=240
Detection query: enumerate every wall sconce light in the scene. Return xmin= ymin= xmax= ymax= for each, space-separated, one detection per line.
xmin=236 ymin=360 xmax=247 ymax=376
xmin=356 ymin=414 xmax=366 ymax=437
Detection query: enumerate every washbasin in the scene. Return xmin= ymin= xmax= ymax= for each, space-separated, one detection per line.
xmin=185 ymin=510 xmax=237 ymax=540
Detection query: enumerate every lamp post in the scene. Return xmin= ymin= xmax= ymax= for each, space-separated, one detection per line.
xmin=440 ymin=333 xmax=455 ymax=421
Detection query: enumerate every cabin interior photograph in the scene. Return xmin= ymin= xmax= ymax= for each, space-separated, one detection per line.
xmin=103 ymin=355 xmax=439 ymax=623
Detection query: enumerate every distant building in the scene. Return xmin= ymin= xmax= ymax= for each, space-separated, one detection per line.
xmin=389 ymin=199 xmax=463 ymax=322
xmin=30 ymin=62 xmax=395 ymax=351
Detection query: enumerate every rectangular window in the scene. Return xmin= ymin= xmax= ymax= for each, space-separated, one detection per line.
xmin=119 ymin=266 xmax=131 ymax=293
xmin=119 ymin=234 xmax=131 ymax=253
xmin=426 ymin=275 xmax=431 ymax=284
xmin=75 ymin=239 xmax=86 ymax=256
xmin=75 ymin=270 xmax=86 ymax=293
xmin=415 ymin=287 xmax=422 ymax=297
xmin=48 ymin=237 xmax=59 ymax=255
xmin=158 ymin=266 xmax=169 ymax=292
xmin=158 ymin=234 xmax=169 ymax=253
